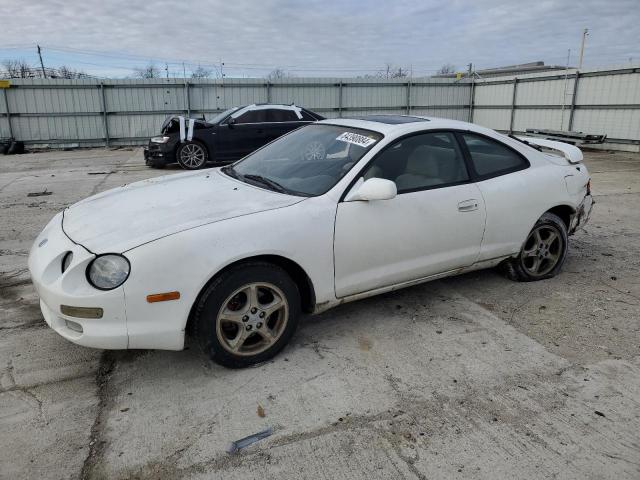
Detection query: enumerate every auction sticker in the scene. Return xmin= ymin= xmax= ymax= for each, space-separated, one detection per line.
xmin=336 ymin=131 xmax=377 ymax=148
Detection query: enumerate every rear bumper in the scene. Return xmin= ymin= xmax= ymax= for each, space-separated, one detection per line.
xmin=569 ymin=194 xmax=594 ymax=234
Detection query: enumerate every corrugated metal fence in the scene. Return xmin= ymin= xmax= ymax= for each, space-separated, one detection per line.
xmin=1 ymin=65 xmax=639 ymax=149
xmin=472 ymin=65 xmax=640 ymax=146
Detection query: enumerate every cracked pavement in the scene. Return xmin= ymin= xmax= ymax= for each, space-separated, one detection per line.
xmin=0 ymin=148 xmax=639 ymax=479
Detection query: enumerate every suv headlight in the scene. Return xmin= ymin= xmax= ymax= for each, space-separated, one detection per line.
xmin=151 ymin=136 xmax=170 ymax=144
xmin=86 ymin=254 xmax=130 ymax=290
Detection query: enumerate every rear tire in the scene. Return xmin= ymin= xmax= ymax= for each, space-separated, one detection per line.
xmin=177 ymin=140 xmax=208 ymax=170
xmin=193 ymin=262 xmax=301 ymax=368
xmin=500 ymin=212 xmax=568 ymax=282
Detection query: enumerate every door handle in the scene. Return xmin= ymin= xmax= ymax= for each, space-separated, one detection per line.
xmin=458 ymin=199 xmax=479 ymax=212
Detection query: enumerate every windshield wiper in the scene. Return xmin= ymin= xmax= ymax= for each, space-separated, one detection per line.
xmin=243 ymin=174 xmax=287 ymax=193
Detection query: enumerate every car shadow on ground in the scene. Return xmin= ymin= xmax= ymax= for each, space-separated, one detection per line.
xmin=115 ymin=267 xmax=508 ymax=375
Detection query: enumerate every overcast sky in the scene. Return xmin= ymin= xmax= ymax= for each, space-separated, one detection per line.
xmin=1 ymin=0 xmax=638 ymax=78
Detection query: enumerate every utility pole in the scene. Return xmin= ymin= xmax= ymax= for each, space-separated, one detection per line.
xmin=560 ymin=49 xmax=571 ymax=130
xmin=578 ymin=28 xmax=589 ymax=69
xmin=165 ymin=63 xmax=169 ymax=79
xmin=467 ymin=63 xmax=473 ymax=78
xmin=37 ymin=45 xmax=46 ymax=78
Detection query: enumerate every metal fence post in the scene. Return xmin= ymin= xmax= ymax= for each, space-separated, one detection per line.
xmin=468 ymin=78 xmax=475 ymax=122
xmin=2 ymin=88 xmax=13 ymax=139
xmin=100 ymin=83 xmax=110 ymax=147
xmin=568 ymin=72 xmax=580 ymax=132
xmin=338 ymin=82 xmax=343 ymax=118
xmin=509 ymin=77 xmax=518 ymax=133
xmin=185 ymin=81 xmax=191 ymax=117
xmin=266 ymin=82 xmax=272 ymax=103
xmin=406 ymin=80 xmax=411 ymax=114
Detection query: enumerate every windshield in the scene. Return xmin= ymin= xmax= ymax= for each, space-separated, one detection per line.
xmin=208 ymin=106 xmax=241 ymax=124
xmin=225 ymin=124 xmax=383 ymax=196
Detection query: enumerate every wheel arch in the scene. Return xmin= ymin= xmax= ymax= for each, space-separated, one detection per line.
xmin=514 ymin=203 xmax=577 ymax=258
xmin=185 ymin=254 xmax=316 ymax=334
xmin=174 ymin=137 xmax=213 ymax=162
xmin=545 ymin=204 xmax=576 ymax=231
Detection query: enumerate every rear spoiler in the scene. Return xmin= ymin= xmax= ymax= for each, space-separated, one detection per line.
xmin=515 ymin=136 xmax=583 ymax=164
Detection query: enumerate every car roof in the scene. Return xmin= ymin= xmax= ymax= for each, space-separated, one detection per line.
xmin=239 ymin=103 xmax=307 ymax=110
xmin=229 ymin=103 xmax=310 ymax=120
xmin=317 ymin=115 xmax=488 ymax=136
xmin=346 ymin=114 xmax=430 ymax=125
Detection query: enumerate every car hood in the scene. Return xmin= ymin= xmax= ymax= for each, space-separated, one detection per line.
xmin=63 ymin=169 xmax=303 ymax=253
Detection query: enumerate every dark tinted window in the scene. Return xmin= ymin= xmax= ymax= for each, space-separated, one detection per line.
xmin=462 ymin=134 xmax=527 ymax=177
xmin=266 ymin=109 xmax=299 ymax=122
xmin=363 ymin=132 xmax=469 ymax=193
xmin=235 ymin=109 xmax=266 ymax=124
xmin=300 ymin=110 xmax=317 ymax=121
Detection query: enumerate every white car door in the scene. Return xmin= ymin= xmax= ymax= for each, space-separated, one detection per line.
xmin=458 ymin=133 xmax=535 ymax=261
xmin=334 ymin=131 xmax=486 ymax=298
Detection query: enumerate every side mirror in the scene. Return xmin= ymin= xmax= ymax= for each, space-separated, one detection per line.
xmin=345 ymin=178 xmax=397 ymax=202
xmin=227 ymin=117 xmax=236 ymax=128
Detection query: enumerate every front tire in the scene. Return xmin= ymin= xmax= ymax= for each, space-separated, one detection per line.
xmin=501 ymin=212 xmax=568 ymax=282
xmin=177 ymin=140 xmax=208 ymax=170
xmin=193 ymin=262 xmax=301 ymax=368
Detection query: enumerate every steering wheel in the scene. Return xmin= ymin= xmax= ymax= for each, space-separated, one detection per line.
xmin=302 ymin=141 xmax=326 ymax=162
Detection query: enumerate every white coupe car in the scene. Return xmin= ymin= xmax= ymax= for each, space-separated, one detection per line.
xmin=28 ymin=115 xmax=593 ymax=367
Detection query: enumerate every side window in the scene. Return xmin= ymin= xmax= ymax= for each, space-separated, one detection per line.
xmin=300 ymin=110 xmax=317 ymax=121
xmin=234 ymin=109 xmax=266 ymax=124
xmin=266 ymin=109 xmax=298 ymax=122
xmin=462 ymin=133 xmax=528 ymax=178
xmin=362 ymin=132 xmax=469 ymax=193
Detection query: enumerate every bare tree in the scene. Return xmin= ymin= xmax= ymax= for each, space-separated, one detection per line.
xmin=437 ymin=64 xmax=456 ymax=75
xmin=134 ymin=64 xmax=160 ymax=79
xmin=266 ymin=68 xmax=293 ymax=81
xmin=191 ymin=65 xmax=213 ymax=79
xmin=55 ymin=65 xmax=89 ymax=79
xmin=2 ymin=59 xmax=37 ymax=78
xmin=377 ymin=64 xmax=409 ymax=79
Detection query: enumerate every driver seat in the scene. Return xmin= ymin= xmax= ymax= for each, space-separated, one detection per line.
xmin=395 ymin=145 xmax=444 ymax=190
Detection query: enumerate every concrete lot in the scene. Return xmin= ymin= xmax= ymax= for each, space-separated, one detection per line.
xmin=0 ymin=147 xmax=639 ymax=479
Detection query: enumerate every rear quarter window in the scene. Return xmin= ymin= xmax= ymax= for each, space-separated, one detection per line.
xmin=266 ymin=109 xmax=299 ymax=122
xmin=462 ymin=133 xmax=528 ymax=178
xmin=300 ymin=110 xmax=319 ymax=121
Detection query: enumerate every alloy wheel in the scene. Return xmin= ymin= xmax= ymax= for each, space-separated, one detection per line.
xmin=520 ymin=225 xmax=564 ymax=277
xmin=215 ymin=283 xmax=289 ymax=356
xmin=180 ymin=143 xmax=206 ymax=168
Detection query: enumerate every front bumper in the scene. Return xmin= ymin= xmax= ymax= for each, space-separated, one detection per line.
xmin=144 ymin=140 xmax=176 ymax=166
xmin=569 ymin=194 xmax=594 ymax=234
xmin=27 ymin=213 xmax=129 ymax=349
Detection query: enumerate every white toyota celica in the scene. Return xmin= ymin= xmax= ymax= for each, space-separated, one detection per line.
xmin=29 ymin=115 xmax=593 ymax=367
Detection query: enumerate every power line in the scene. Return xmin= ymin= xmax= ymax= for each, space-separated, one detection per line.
xmin=37 ymin=44 xmax=448 ymax=71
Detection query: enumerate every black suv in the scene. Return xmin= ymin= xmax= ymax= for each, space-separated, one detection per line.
xmin=144 ymin=104 xmax=324 ymax=169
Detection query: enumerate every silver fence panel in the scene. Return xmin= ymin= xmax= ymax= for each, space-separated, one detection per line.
xmin=1 ymin=66 xmax=638 ymax=148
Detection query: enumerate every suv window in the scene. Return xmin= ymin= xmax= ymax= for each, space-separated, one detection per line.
xmin=462 ymin=133 xmax=528 ymax=178
xmin=266 ymin=109 xmax=299 ymax=122
xmin=362 ymin=132 xmax=469 ymax=193
xmin=234 ymin=109 xmax=266 ymax=124
xmin=300 ymin=110 xmax=317 ymax=121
